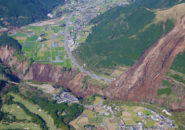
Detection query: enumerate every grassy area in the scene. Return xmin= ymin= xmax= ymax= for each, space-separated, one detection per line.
xmin=24 ymin=41 xmax=35 ymax=50
xmin=2 ymin=104 xmax=32 ymax=121
xmin=0 ymin=122 xmax=41 ymax=130
xmin=83 ymin=110 xmax=96 ymax=119
xmin=157 ymin=88 xmax=172 ymax=96
xmin=171 ymin=74 xmax=185 ymax=84
xmin=162 ymin=80 xmax=174 ymax=87
xmin=171 ymin=52 xmax=185 ymax=74
xmin=145 ymin=120 xmax=155 ymax=128
xmin=121 ymin=105 xmax=144 ymax=124
xmin=9 ymin=93 xmax=57 ymax=130
xmin=14 ymin=32 xmax=27 ymax=37
xmin=172 ymin=111 xmax=185 ymax=128
xmin=71 ymin=16 xmax=75 ymax=22
xmin=93 ymin=96 xmax=103 ymax=105
xmin=144 ymin=110 xmax=152 ymax=116
xmin=26 ymin=35 xmax=38 ymax=41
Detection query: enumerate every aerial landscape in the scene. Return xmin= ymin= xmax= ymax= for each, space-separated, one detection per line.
xmin=0 ymin=0 xmax=185 ymax=130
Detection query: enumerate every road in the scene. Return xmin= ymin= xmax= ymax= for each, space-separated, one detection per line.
xmin=64 ymin=13 xmax=113 ymax=83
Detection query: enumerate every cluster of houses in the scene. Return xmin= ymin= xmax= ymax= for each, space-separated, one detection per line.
xmin=53 ymin=92 xmax=79 ymax=104
xmin=135 ymin=109 xmax=175 ymax=130
xmin=83 ymin=101 xmax=176 ymax=130
xmin=62 ymin=0 xmax=129 ymax=51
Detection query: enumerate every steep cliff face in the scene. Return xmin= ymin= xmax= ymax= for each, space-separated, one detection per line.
xmin=0 ymin=46 xmax=103 ymax=97
xmin=24 ymin=63 xmax=103 ymax=97
xmin=0 ymin=46 xmax=28 ymax=79
xmin=104 ymin=15 xmax=185 ymax=103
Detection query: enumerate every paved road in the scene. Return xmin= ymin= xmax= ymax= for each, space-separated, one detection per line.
xmin=64 ymin=13 xmax=113 ymax=83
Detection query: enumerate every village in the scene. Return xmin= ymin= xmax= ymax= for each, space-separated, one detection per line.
xmin=70 ymin=96 xmax=176 ymax=130
xmin=25 ymin=80 xmax=176 ymax=130
xmin=62 ymin=0 xmax=129 ymax=51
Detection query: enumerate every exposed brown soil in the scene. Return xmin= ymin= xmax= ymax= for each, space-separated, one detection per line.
xmin=1 ymin=15 xmax=185 ymax=110
xmin=24 ymin=63 xmax=103 ymax=97
xmin=104 ymin=15 xmax=185 ymax=105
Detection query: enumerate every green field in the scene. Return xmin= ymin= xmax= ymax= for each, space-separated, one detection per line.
xmin=12 ymin=24 xmax=72 ymax=68
xmin=157 ymin=88 xmax=172 ymax=96
xmin=171 ymin=74 xmax=185 ymax=84
xmin=24 ymin=41 xmax=35 ymax=50
xmin=2 ymin=104 xmax=32 ymax=121
xmin=10 ymin=93 xmax=57 ymax=130
xmin=162 ymin=80 xmax=174 ymax=87
xmin=0 ymin=122 xmax=41 ymax=130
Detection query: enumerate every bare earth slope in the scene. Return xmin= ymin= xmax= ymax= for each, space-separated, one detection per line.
xmin=104 ymin=15 xmax=185 ymax=103
xmin=1 ymin=16 xmax=185 ymax=109
xmin=0 ymin=46 xmax=103 ymax=97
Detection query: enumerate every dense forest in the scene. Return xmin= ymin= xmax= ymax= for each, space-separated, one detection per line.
xmin=0 ymin=0 xmax=65 ymax=27
xmin=0 ymin=61 xmax=19 ymax=82
xmin=171 ymin=52 xmax=185 ymax=74
xmin=75 ymin=6 xmax=174 ymax=74
xmin=0 ymin=33 xmax=22 ymax=52
xmin=133 ymin=0 xmax=184 ymax=9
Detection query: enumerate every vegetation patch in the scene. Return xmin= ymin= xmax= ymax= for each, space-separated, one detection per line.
xmin=157 ymin=88 xmax=172 ymax=96
xmin=0 ymin=0 xmax=65 ymax=27
xmin=171 ymin=74 xmax=185 ymax=84
xmin=2 ymin=104 xmax=32 ymax=121
xmin=162 ymin=80 xmax=174 ymax=87
xmin=171 ymin=52 xmax=185 ymax=74
xmin=0 ymin=33 xmax=22 ymax=52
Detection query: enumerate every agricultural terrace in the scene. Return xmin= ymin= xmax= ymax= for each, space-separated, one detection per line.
xmin=11 ymin=24 xmax=72 ymax=68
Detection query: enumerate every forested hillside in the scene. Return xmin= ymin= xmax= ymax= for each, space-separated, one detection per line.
xmin=75 ymin=0 xmax=185 ymax=74
xmin=133 ymin=0 xmax=184 ymax=9
xmin=75 ymin=6 xmax=174 ymax=74
xmin=0 ymin=33 xmax=22 ymax=52
xmin=0 ymin=0 xmax=65 ymax=27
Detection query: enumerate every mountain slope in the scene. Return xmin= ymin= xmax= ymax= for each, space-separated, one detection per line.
xmin=75 ymin=7 xmax=174 ymax=74
xmin=104 ymin=15 xmax=185 ymax=106
xmin=0 ymin=0 xmax=65 ymax=27
xmin=133 ymin=0 xmax=184 ymax=9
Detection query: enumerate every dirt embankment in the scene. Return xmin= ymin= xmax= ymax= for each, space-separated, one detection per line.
xmin=104 ymin=15 xmax=185 ymax=104
xmin=0 ymin=46 xmax=103 ymax=97
xmin=24 ymin=63 xmax=103 ymax=97
xmin=0 ymin=46 xmax=28 ymax=79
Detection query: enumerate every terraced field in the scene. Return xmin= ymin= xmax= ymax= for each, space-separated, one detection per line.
xmin=11 ymin=24 xmax=72 ymax=68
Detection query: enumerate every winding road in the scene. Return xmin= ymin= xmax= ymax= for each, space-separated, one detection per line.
xmin=64 ymin=13 xmax=113 ymax=83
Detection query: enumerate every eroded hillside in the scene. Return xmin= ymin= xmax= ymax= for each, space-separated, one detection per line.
xmin=104 ymin=15 xmax=185 ymax=110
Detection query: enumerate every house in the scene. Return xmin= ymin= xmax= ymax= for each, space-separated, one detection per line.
xmin=37 ymin=36 xmax=42 ymax=42
xmin=41 ymin=44 xmax=45 ymax=48
xmin=52 ymin=43 xmax=58 ymax=48
xmin=59 ymin=51 xmax=62 ymax=56
xmin=162 ymin=109 xmax=171 ymax=116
